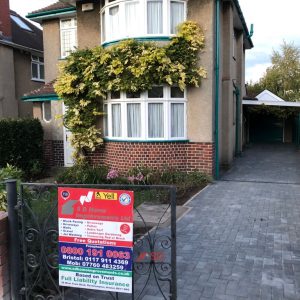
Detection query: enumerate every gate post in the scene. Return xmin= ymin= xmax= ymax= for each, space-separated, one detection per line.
xmin=170 ymin=187 xmax=177 ymax=300
xmin=6 ymin=180 xmax=21 ymax=300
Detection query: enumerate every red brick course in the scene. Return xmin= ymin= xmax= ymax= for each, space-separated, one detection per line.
xmin=87 ymin=141 xmax=215 ymax=175
xmin=43 ymin=140 xmax=64 ymax=167
xmin=0 ymin=212 xmax=9 ymax=300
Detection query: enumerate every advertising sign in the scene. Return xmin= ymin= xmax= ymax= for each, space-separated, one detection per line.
xmin=58 ymin=187 xmax=134 ymax=293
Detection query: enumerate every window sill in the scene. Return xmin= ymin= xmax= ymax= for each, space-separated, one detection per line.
xmin=31 ymin=78 xmax=45 ymax=83
xmin=102 ymin=36 xmax=173 ymax=48
xmin=103 ymin=138 xmax=189 ymax=143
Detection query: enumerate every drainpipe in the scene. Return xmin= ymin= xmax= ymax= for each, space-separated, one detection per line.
xmin=214 ymin=0 xmax=220 ymax=179
xmin=233 ymin=83 xmax=241 ymax=156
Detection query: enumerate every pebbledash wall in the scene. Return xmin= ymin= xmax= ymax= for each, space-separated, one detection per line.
xmin=0 ymin=212 xmax=10 ymax=300
xmin=86 ymin=141 xmax=215 ymax=175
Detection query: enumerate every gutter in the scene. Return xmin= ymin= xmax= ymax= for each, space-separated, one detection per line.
xmin=26 ymin=7 xmax=76 ymax=19
xmin=22 ymin=94 xmax=60 ymax=102
xmin=0 ymin=39 xmax=43 ymax=55
xmin=231 ymin=0 xmax=254 ymax=48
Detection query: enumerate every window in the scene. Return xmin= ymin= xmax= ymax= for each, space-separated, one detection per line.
xmin=104 ymin=86 xmax=186 ymax=140
xmin=108 ymin=5 xmax=120 ymax=40
xmin=101 ymin=0 xmax=186 ymax=44
xmin=125 ymin=1 xmax=139 ymax=36
xmin=31 ymin=55 xmax=45 ymax=81
xmin=42 ymin=102 xmax=51 ymax=122
xmin=170 ymin=1 xmax=184 ymax=34
xmin=147 ymin=0 xmax=163 ymax=34
xmin=11 ymin=15 xmax=33 ymax=31
xmin=60 ymin=18 xmax=77 ymax=58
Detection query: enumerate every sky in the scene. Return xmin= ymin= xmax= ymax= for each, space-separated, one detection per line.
xmin=9 ymin=0 xmax=300 ymax=83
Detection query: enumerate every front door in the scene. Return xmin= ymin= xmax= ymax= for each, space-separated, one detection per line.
xmin=63 ymin=103 xmax=74 ymax=166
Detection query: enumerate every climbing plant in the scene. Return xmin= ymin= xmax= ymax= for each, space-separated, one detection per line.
xmin=246 ymin=104 xmax=300 ymax=119
xmin=55 ymin=21 xmax=206 ymax=162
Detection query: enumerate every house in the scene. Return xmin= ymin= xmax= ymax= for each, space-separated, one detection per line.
xmin=0 ymin=0 xmax=44 ymax=118
xmin=25 ymin=0 xmax=253 ymax=176
xmin=243 ymin=89 xmax=300 ymax=144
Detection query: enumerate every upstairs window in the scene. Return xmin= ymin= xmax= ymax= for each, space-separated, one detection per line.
xmin=101 ymin=0 xmax=186 ymax=44
xmin=170 ymin=1 xmax=184 ymax=34
xmin=31 ymin=55 xmax=45 ymax=81
xmin=60 ymin=18 xmax=77 ymax=58
xmin=147 ymin=0 xmax=163 ymax=34
xmin=11 ymin=15 xmax=33 ymax=32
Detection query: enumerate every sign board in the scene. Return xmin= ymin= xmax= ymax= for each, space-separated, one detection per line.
xmin=58 ymin=187 xmax=134 ymax=293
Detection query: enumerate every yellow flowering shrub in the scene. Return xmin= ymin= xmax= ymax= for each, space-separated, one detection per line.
xmin=55 ymin=21 xmax=206 ymax=162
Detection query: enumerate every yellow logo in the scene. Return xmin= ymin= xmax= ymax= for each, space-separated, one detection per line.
xmin=95 ymin=192 xmax=117 ymax=200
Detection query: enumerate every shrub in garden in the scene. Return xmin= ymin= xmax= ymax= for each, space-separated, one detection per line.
xmin=56 ymin=163 xmax=211 ymax=204
xmin=0 ymin=118 xmax=44 ymax=178
xmin=0 ymin=164 xmax=24 ymax=211
xmin=56 ymin=162 xmax=109 ymax=184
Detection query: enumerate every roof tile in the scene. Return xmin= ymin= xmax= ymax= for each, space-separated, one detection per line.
xmin=24 ymin=81 xmax=57 ymax=97
xmin=30 ymin=2 xmax=73 ymax=15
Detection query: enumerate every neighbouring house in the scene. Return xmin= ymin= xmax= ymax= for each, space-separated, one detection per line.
xmin=0 ymin=0 xmax=44 ymax=118
xmin=25 ymin=0 xmax=253 ymax=176
xmin=243 ymin=89 xmax=300 ymax=145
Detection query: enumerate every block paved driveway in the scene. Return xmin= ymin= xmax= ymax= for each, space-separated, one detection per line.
xmin=177 ymin=144 xmax=300 ymax=299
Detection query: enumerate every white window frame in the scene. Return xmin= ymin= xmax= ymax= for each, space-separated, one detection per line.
xmin=42 ymin=102 xmax=52 ymax=123
xmin=101 ymin=0 xmax=187 ymax=44
xmin=60 ymin=18 xmax=78 ymax=58
xmin=31 ymin=55 xmax=44 ymax=82
xmin=104 ymin=86 xmax=187 ymax=141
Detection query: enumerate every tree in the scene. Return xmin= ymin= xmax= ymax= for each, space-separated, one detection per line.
xmin=248 ymin=41 xmax=300 ymax=101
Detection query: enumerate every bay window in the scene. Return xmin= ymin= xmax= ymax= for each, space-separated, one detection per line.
xmin=170 ymin=1 xmax=185 ymax=34
xmin=147 ymin=0 xmax=163 ymax=34
xmin=104 ymin=86 xmax=186 ymax=140
xmin=101 ymin=0 xmax=186 ymax=44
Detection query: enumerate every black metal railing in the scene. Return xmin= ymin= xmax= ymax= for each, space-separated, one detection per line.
xmin=6 ymin=182 xmax=177 ymax=300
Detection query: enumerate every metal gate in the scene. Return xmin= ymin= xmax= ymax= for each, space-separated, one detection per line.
xmin=6 ymin=181 xmax=177 ymax=300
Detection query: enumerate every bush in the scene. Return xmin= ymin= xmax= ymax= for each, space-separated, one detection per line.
xmin=0 ymin=164 xmax=24 ymax=211
xmin=0 ymin=119 xmax=44 ymax=178
xmin=56 ymin=162 xmax=109 ymax=184
xmin=56 ymin=163 xmax=211 ymax=204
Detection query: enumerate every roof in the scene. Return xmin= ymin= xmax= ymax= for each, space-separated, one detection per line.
xmin=22 ymin=81 xmax=59 ymax=102
xmin=243 ymin=90 xmax=300 ymax=108
xmin=10 ymin=10 xmax=43 ymax=51
xmin=256 ymin=90 xmax=285 ymax=102
xmin=243 ymin=100 xmax=300 ymax=108
xmin=30 ymin=2 xmax=73 ymax=15
xmin=27 ymin=1 xmax=76 ymax=23
xmin=0 ymin=10 xmax=43 ymax=52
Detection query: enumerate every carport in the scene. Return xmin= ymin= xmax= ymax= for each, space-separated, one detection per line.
xmin=243 ymin=90 xmax=300 ymax=146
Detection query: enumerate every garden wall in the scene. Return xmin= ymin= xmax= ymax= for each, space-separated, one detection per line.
xmin=0 ymin=212 xmax=9 ymax=299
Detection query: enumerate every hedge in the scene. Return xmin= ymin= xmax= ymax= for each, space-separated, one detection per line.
xmin=0 ymin=119 xmax=44 ymax=175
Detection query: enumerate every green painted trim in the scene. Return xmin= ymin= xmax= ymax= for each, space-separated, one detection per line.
xmin=22 ymin=94 xmax=60 ymax=102
xmin=214 ymin=0 xmax=220 ymax=180
xmin=26 ymin=7 xmax=76 ymax=19
xmin=104 ymin=138 xmax=189 ymax=143
xmin=232 ymin=0 xmax=254 ymax=48
xmin=102 ymin=36 xmax=172 ymax=48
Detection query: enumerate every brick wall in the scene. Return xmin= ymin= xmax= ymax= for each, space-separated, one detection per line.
xmin=0 ymin=212 xmax=9 ymax=300
xmin=43 ymin=140 xmax=64 ymax=167
xmin=87 ymin=141 xmax=215 ymax=175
